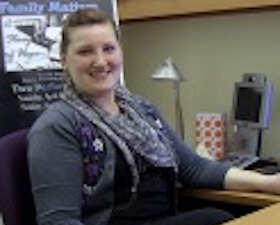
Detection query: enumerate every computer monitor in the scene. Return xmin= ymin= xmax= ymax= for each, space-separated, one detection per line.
xmin=231 ymin=80 xmax=273 ymax=129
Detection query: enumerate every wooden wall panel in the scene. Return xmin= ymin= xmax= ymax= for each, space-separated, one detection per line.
xmin=118 ymin=0 xmax=280 ymax=21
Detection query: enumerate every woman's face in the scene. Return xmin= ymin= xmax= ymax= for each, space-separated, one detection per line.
xmin=61 ymin=23 xmax=123 ymax=98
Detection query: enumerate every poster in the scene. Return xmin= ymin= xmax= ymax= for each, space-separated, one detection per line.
xmin=0 ymin=0 xmax=119 ymax=137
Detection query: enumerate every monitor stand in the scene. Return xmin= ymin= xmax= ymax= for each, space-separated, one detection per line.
xmin=230 ymin=126 xmax=261 ymax=156
xmin=226 ymin=126 xmax=278 ymax=169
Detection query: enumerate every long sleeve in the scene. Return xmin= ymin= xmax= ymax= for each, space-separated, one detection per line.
xmin=163 ymin=118 xmax=230 ymax=188
xmin=27 ymin=106 xmax=85 ymax=225
xmin=143 ymin=99 xmax=230 ymax=189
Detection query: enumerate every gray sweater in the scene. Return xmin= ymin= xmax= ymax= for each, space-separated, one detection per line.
xmin=28 ymin=100 xmax=230 ymax=225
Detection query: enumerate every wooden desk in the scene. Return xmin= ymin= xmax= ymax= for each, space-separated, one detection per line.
xmin=180 ymin=189 xmax=280 ymax=207
xmin=180 ymin=189 xmax=280 ymax=224
xmin=222 ymin=203 xmax=280 ymax=224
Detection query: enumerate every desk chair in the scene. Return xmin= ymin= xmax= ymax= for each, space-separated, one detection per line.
xmin=0 ymin=129 xmax=37 ymax=225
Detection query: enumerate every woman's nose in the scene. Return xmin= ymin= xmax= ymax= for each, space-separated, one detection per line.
xmin=93 ymin=52 xmax=107 ymax=66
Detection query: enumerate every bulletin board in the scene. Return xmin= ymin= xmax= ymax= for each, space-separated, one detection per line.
xmin=0 ymin=0 xmax=119 ymax=137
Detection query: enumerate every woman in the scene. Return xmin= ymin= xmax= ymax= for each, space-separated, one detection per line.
xmin=28 ymin=8 xmax=280 ymax=225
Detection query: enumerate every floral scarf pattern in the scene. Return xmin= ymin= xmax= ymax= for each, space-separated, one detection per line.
xmin=62 ymin=84 xmax=178 ymax=202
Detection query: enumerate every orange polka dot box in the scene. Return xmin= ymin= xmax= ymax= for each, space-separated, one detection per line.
xmin=195 ymin=112 xmax=227 ymax=160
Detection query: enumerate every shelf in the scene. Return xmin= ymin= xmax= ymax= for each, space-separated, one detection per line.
xmin=180 ymin=189 xmax=280 ymax=207
xmin=118 ymin=0 xmax=280 ymax=21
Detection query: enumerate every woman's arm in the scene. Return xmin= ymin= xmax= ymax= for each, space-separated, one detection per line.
xmin=224 ymin=167 xmax=280 ymax=194
xmin=141 ymin=98 xmax=230 ymax=188
xmin=28 ymin=106 xmax=85 ymax=225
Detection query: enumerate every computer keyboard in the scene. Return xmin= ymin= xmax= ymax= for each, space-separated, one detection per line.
xmin=219 ymin=153 xmax=260 ymax=169
xmin=256 ymin=165 xmax=280 ymax=174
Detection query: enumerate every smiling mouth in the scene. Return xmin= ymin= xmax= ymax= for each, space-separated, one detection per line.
xmin=89 ymin=71 xmax=111 ymax=78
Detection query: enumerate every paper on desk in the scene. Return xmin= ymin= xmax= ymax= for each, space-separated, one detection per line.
xmin=195 ymin=112 xmax=226 ymax=160
xmin=0 ymin=214 xmax=4 ymax=225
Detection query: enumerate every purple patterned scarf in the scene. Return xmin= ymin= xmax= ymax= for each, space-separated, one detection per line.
xmin=62 ymin=84 xmax=178 ymax=173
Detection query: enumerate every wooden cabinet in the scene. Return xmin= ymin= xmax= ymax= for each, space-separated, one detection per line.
xmin=118 ymin=0 xmax=280 ymax=21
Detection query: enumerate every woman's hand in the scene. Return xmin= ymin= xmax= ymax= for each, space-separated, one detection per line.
xmin=263 ymin=173 xmax=280 ymax=195
xmin=224 ymin=167 xmax=280 ymax=195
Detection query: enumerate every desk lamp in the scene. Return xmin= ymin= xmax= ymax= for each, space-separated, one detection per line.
xmin=150 ymin=57 xmax=185 ymax=140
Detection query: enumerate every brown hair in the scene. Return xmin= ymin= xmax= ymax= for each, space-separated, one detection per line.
xmin=60 ymin=8 xmax=118 ymax=55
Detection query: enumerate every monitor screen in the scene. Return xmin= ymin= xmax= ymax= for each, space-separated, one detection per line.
xmin=232 ymin=81 xmax=273 ymax=129
xmin=235 ymin=87 xmax=262 ymax=123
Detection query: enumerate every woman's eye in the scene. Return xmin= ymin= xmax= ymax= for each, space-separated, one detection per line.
xmin=78 ymin=49 xmax=92 ymax=55
xmin=104 ymin=45 xmax=116 ymax=53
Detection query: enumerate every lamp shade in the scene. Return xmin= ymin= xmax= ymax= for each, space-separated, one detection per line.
xmin=150 ymin=57 xmax=185 ymax=140
xmin=150 ymin=57 xmax=184 ymax=82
